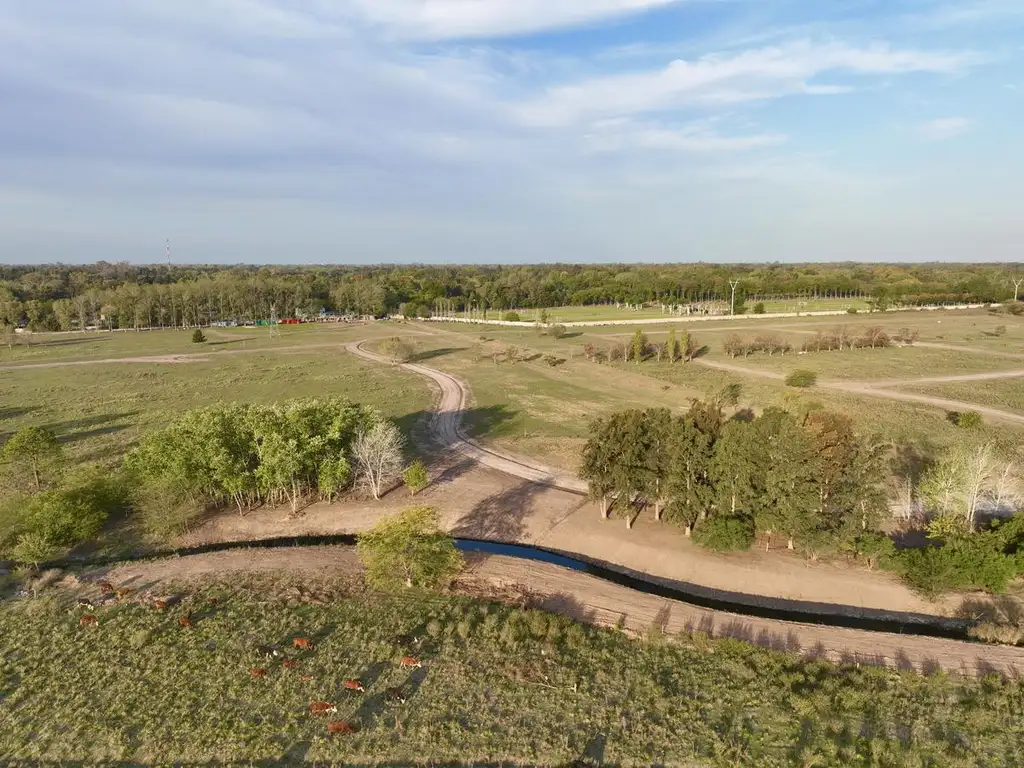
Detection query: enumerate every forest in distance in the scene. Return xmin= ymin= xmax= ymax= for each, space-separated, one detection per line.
xmin=0 ymin=261 xmax=1021 ymax=332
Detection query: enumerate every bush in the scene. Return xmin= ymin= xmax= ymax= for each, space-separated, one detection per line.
xmin=503 ymin=311 xmax=522 ymax=322
xmin=357 ymin=506 xmax=464 ymax=591
xmin=10 ymin=531 xmax=60 ymax=568
xmin=191 ymin=329 xmax=206 ymax=343
xmin=549 ymin=324 xmax=567 ymax=339
xmin=950 ymin=411 xmax=983 ymax=429
xmin=846 ymin=307 xmax=858 ymax=314
xmin=1006 ymin=301 xmax=1023 ymax=316
xmin=403 ymin=460 xmax=429 ymax=496
xmin=752 ymin=302 xmax=766 ymax=315
xmin=132 ymin=481 xmax=207 ymax=540
xmin=785 ymin=370 xmax=818 ymax=388
xmin=693 ymin=516 xmax=755 ymax=552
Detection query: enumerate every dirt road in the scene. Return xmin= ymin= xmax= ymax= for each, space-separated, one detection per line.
xmin=93 ymin=545 xmax=1024 ymax=677
xmin=695 ymin=359 xmax=1024 ymax=425
xmin=346 ymin=340 xmax=588 ymax=494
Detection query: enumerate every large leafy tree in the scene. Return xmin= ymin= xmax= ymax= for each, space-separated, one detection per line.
xmin=665 ymin=416 xmax=714 ymax=535
xmin=357 ymin=505 xmax=464 ymax=590
xmin=0 ymin=426 xmax=64 ymax=493
xmin=580 ymin=416 xmax=617 ymax=519
xmin=755 ymin=408 xmax=820 ymax=550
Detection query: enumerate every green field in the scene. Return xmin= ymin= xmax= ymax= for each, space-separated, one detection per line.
xmin=901 ymin=379 xmax=1024 ymax=416
xmin=0 ymin=326 xmax=430 ymax=469
xmin=3 ymin=573 xmax=1024 ymax=766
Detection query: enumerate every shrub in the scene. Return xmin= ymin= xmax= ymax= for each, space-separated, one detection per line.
xmin=952 ymin=411 xmax=983 ymax=429
xmin=893 ymin=532 xmax=1022 ymax=598
xmin=191 ymin=329 xmax=206 ymax=343
xmin=549 ymin=324 xmax=567 ymax=339
xmin=132 ymin=481 xmax=206 ymax=539
xmin=10 ymin=531 xmax=60 ymax=568
xmin=21 ymin=490 xmax=109 ymax=549
xmin=543 ymin=355 xmax=565 ymax=367
xmin=752 ymin=302 xmax=766 ymax=315
xmin=503 ymin=311 xmax=522 ymax=322
xmin=785 ymin=370 xmax=818 ymax=388
xmin=692 ymin=516 xmax=755 ymax=552
xmin=846 ymin=307 xmax=858 ymax=314
xmin=403 ymin=460 xmax=429 ymax=496
xmin=1006 ymin=301 xmax=1023 ymax=316
xmin=357 ymin=506 xmax=464 ymax=591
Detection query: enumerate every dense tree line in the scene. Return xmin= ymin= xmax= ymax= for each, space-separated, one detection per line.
xmin=0 ymin=262 xmax=1020 ymax=331
xmin=580 ymin=400 xmax=888 ymax=556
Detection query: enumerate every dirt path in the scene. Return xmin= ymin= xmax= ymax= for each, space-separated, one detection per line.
xmin=346 ymin=340 xmax=588 ymax=494
xmin=90 ymin=545 xmax=1024 ymax=677
xmin=693 ymin=359 xmax=1024 ymax=425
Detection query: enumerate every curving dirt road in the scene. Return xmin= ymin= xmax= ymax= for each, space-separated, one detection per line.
xmin=346 ymin=340 xmax=588 ymax=494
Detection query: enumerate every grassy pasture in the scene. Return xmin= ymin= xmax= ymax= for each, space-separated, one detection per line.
xmin=900 ymin=379 xmax=1024 ymax=417
xmin=3 ymin=575 xmax=1024 ymax=766
xmin=0 ymin=326 xmax=430 ymax=469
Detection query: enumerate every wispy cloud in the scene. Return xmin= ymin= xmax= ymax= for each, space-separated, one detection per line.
xmin=515 ymin=40 xmax=979 ymax=126
xmin=913 ymin=117 xmax=976 ymax=141
xmin=584 ymin=118 xmax=787 ymax=153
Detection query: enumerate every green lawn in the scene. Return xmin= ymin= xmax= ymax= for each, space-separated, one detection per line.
xmin=3 ymin=575 xmax=1024 ymax=766
xmin=900 ymin=379 xmax=1024 ymax=416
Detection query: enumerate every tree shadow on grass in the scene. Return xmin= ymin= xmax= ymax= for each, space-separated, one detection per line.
xmin=0 ymin=406 xmax=39 ymax=421
xmin=410 ymin=347 xmax=465 ymax=362
xmin=451 ymin=481 xmax=547 ymax=542
xmin=39 ymin=412 xmax=139 ymax=444
xmin=393 ymin=405 xmax=518 ymax=458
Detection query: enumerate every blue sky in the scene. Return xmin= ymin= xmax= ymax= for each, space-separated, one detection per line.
xmin=0 ymin=0 xmax=1022 ymax=264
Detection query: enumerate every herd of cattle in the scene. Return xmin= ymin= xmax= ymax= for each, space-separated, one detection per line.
xmin=76 ymin=578 xmax=426 ymax=737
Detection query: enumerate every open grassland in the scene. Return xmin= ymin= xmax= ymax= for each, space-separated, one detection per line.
xmin=3 ymin=575 xmax=1024 ymax=766
xmin=423 ymin=316 xmax=1024 ymax=464
xmin=0 ymin=326 xmax=431 ymax=468
xmin=900 ymin=379 xmax=1024 ymax=416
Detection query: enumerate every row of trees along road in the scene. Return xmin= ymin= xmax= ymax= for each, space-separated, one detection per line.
xmin=580 ymin=397 xmax=889 ymax=556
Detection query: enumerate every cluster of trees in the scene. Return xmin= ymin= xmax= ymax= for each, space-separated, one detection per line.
xmin=0 ymin=262 xmax=1020 ymax=332
xmin=125 ymin=398 xmax=404 ymax=536
xmin=0 ymin=427 xmax=128 ymax=566
xmin=580 ymin=399 xmax=888 ymax=557
xmin=722 ymin=326 xmax=906 ymax=358
xmin=584 ymin=329 xmax=699 ymax=364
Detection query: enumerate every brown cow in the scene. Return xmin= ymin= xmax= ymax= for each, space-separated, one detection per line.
xmin=177 ymin=616 xmax=194 ymax=629
xmin=327 ymin=721 xmax=360 ymax=735
xmin=342 ymin=679 xmax=365 ymax=693
xmin=399 ymin=656 xmax=422 ymax=669
xmin=97 ymin=581 xmax=114 ymax=594
xmin=309 ymin=701 xmax=337 ymax=716
xmin=153 ymin=599 xmax=168 ymax=610
xmin=79 ymin=615 xmax=98 ymax=627
xmin=250 ymin=668 xmax=268 ymax=679
xmin=282 ymin=659 xmax=299 ymax=670
xmin=293 ymin=637 xmax=313 ymax=651
xmin=115 ymin=588 xmax=133 ymax=599
xmin=299 ymin=675 xmax=314 ymax=682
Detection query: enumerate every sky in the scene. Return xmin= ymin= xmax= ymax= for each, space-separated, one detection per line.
xmin=1 ymin=1 xmax=1022 ymax=264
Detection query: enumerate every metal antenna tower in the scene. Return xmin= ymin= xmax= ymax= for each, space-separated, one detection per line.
xmin=729 ymin=280 xmax=741 ymax=316
xmin=269 ymin=303 xmax=281 ymax=338
xmin=1013 ymin=277 xmax=1024 ymax=302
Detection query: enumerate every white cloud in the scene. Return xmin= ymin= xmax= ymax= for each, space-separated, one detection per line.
xmin=583 ymin=119 xmax=787 ymax=153
xmin=343 ymin=0 xmax=684 ymax=40
xmin=515 ymin=40 xmax=978 ymax=126
xmin=914 ymin=117 xmax=976 ymax=141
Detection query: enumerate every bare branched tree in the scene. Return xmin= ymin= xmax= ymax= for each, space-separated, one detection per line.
xmin=352 ymin=421 xmax=406 ymax=500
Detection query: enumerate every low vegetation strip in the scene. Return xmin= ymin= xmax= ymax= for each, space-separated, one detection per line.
xmin=4 ymin=570 xmax=1024 ymax=766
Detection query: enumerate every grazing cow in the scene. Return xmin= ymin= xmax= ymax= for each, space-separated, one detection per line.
xmin=76 ymin=598 xmax=95 ymax=611
xmin=282 ymin=659 xmax=299 ymax=670
xmin=153 ymin=599 xmax=168 ymax=610
xmin=293 ymin=637 xmax=313 ymax=651
xmin=327 ymin=721 xmax=360 ymax=735
xmin=79 ymin=615 xmax=98 ymax=627
xmin=97 ymin=581 xmax=114 ymax=594
xmin=256 ymin=645 xmax=280 ymax=659
xmin=399 ymin=656 xmax=422 ymax=669
xmin=309 ymin=701 xmax=337 ymax=716
xmin=385 ymin=687 xmax=407 ymax=704
xmin=208 ymin=597 xmax=218 ymax=605
xmin=177 ymin=616 xmax=194 ymax=629
xmin=299 ymin=675 xmax=314 ymax=682
xmin=342 ymin=679 xmax=365 ymax=693
xmin=250 ymin=668 xmax=268 ymax=679
xmin=115 ymin=588 xmax=133 ymax=599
